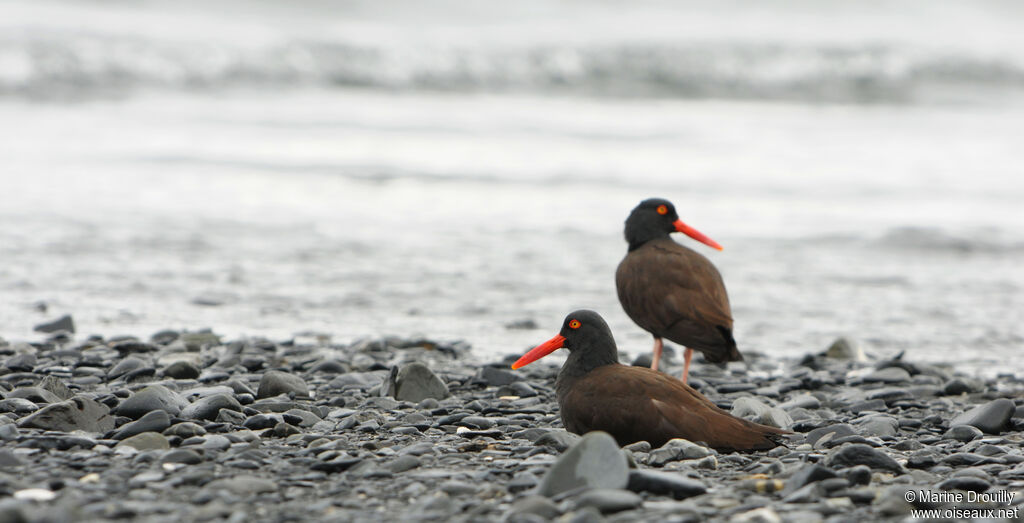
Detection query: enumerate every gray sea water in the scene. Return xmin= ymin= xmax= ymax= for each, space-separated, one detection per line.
xmin=2 ymin=0 xmax=1022 ymax=375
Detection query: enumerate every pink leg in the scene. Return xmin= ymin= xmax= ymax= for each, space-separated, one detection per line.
xmin=681 ymin=347 xmax=693 ymax=384
xmin=650 ymin=338 xmax=663 ymax=371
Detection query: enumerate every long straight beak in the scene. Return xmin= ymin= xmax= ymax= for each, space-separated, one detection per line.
xmin=673 ymin=219 xmax=723 ymax=251
xmin=511 ymin=334 xmax=566 ymax=369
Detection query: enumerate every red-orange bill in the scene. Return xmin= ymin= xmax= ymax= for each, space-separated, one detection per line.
xmin=673 ymin=219 xmax=723 ymax=251
xmin=511 ymin=334 xmax=566 ymax=369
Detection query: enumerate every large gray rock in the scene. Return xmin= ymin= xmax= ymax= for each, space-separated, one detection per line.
xmin=394 ymin=362 xmax=449 ymax=403
xmin=181 ymin=393 xmax=242 ymax=421
xmin=257 ymin=371 xmax=309 ymax=399
xmin=112 ymin=410 xmax=171 ymax=440
xmin=33 ymin=314 xmax=74 ymax=334
xmin=950 ymin=399 xmax=1015 ymax=434
xmin=537 ymin=431 xmax=628 ymax=497
xmin=18 ymin=396 xmax=115 ymax=433
xmin=6 ymin=387 xmax=62 ymax=404
xmin=114 ymin=385 xmax=188 ymax=419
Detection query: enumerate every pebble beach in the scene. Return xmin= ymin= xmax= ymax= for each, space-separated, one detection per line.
xmin=1 ymin=317 xmax=1022 ymax=522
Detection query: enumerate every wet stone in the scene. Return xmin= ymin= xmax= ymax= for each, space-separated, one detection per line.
xmin=181 ymin=393 xmax=243 ymax=421
xmin=115 ymin=385 xmax=188 ymax=419
xmin=257 ymin=370 xmax=309 ymax=399
xmin=574 ymin=488 xmax=643 ymax=514
xmin=627 ymin=470 xmax=706 ymax=500
xmin=949 ymin=399 xmax=1015 ymax=434
xmin=537 ymin=431 xmax=628 ymax=497
xmin=944 ymin=424 xmax=983 ymax=442
xmin=164 ymin=361 xmax=201 ymax=380
xmin=827 ymin=444 xmax=903 ymax=473
xmin=113 ymin=409 xmax=171 ymax=440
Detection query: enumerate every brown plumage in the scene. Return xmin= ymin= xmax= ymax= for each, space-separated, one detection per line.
xmin=512 ymin=310 xmax=787 ymax=452
xmin=616 ymin=198 xmax=741 ymax=381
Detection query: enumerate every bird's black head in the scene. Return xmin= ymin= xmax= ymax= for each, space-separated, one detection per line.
xmin=511 ymin=309 xmax=619 ymax=370
xmin=623 ymin=197 xmax=723 ymax=252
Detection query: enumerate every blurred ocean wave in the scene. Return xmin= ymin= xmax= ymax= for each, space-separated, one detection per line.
xmin=2 ymin=34 xmax=1023 ymax=103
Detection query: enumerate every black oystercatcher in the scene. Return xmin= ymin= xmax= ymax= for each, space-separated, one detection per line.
xmin=511 ymin=310 xmax=786 ymax=451
xmin=616 ymin=198 xmax=740 ymax=383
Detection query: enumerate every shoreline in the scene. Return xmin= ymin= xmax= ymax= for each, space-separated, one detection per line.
xmin=1 ymin=326 xmax=1022 ymax=522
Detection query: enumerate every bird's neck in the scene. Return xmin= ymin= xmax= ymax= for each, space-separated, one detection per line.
xmin=555 ymin=345 xmax=620 ymax=400
xmin=625 ymin=223 xmax=671 ymax=252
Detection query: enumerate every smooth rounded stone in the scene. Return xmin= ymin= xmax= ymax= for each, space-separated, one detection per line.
xmin=573 ymin=488 xmax=642 ymax=514
xmin=4 ymin=353 xmax=37 ymax=372
xmin=439 ymin=480 xmax=477 ymax=496
xmin=0 ymin=398 xmax=39 ymax=414
xmin=476 ymin=366 xmax=519 ymax=386
xmin=783 ymin=464 xmax=837 ymax=494
xmin=626 ymin=470 xmax=706 ymax=499
xmin=0 ymin=424 xmax=18 ymax=441
xmin=0 ymin=449 xmax=25 ymax=467
xmin=385 ymin=455 xmax=421 ymax=473
xmin=107 ymin=357 xmax=148 ymax=380
xmin=394 ymin=362 xmax=449 ymax=402
xmin=243 ymin=414 xmax=284 ymax=430
xmin=198 ymin=435 xmax=232 ymax=451
xmin=509 ymin=471 xmax=540 ymax=493
xmin=824 ymin=337 xmax=866 ymax=361
xmin=649 ymin=439 xmax=711 ymax=466
xmin=509 ymin=495 xmax=560 ymax=520
xmin=942 ymin=378 xmax=980 ymax=395
xmin=778 ymin=394 xmax=821 ymax=411
xmin=18 ymin=396 xmax=115 ymax=433
xmin=112 ymin=410 xmax=171 ymax=440
xmin=732 ymin=397 xmax=771 ymax=419
xmin=399 ymin=442 xmax=434 ymax=456
xmin=116 ymin=432 xmax=170 ymax=451
xmin=272 ymin=422 xmax=301 ymax=437
xmin=163 ymin=361 xmax=201 ymax=380
xmin=6 ymin=387 xmax=62 ymax=404
xmin=844 ymin=465 xmax=872 ymax=486
xmin=363 ymin=397 xmax=399 ymax=410
xmin=758 ymin=408 xmax=793 ymax=430
xmin=309 ymin=359 xmax=348 ymax=374
xmin=874 ymin=487 xmax=914 ymax=516
xmin=949 ymin=398 xmax=1015 ymax=434
xmin=283 ymin=409 xmax=321 ymax=427
xmin=159 ymin=448 xmax=203 ymax=464
xmin=537 ymin=431 xmax=628 ymax=497
xmin=535 ymin=430 xmax=582 ymax=453
xmin=202 ymin=475 xmax=277 ymax=496
xmin=845 ymin=399 xmax=888 ymax=414
xmin=115 ymin=385 xmax=188 ymax=419
xmin=216 ymin=408 xmax=247 ymax=425
xmin=936 ymin=476 xmax=990 ymax=493
xmin=416 ymin=398 xmax=439 ymax=410
xmin=181 ymin=393 xmax=243 ymax=421
xmin=856 ymin=415 xmax=899 ymax=438
xmin=163 ymin=422 xmax=207 ymax=440
xmin=257 ymin=370 xmax=309 ymax=399
xmin=459 ymin=416 xmax=496 ymax=429
xmin=906 ymin=450 xmax=939 ymax=469
xmin=826 ymin=444 xmax=903 ymax=473
xmin=804 ymin=424 xmax=856 ymax=447
xmin=861 ymin=367 xmax=911 ymax=384
xmin=974 ymin=444 xmax=1008 ymax=456
xmin=944 ymin=424 xmax=983 ymax=442
xmin=34 ymin=314 xmax=74 ymax=334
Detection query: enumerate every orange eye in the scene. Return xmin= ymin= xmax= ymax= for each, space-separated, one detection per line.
xmin=568 ymin=319 xmax=581 ymax=329
xmin=656 ymin=205 xmax=668 ymax=215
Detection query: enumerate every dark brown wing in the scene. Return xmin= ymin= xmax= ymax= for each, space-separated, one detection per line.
xmin=561 ymin=365 xmax=785 ymax=451
xmin=616 ymin=238 xmax=740 ymax=362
